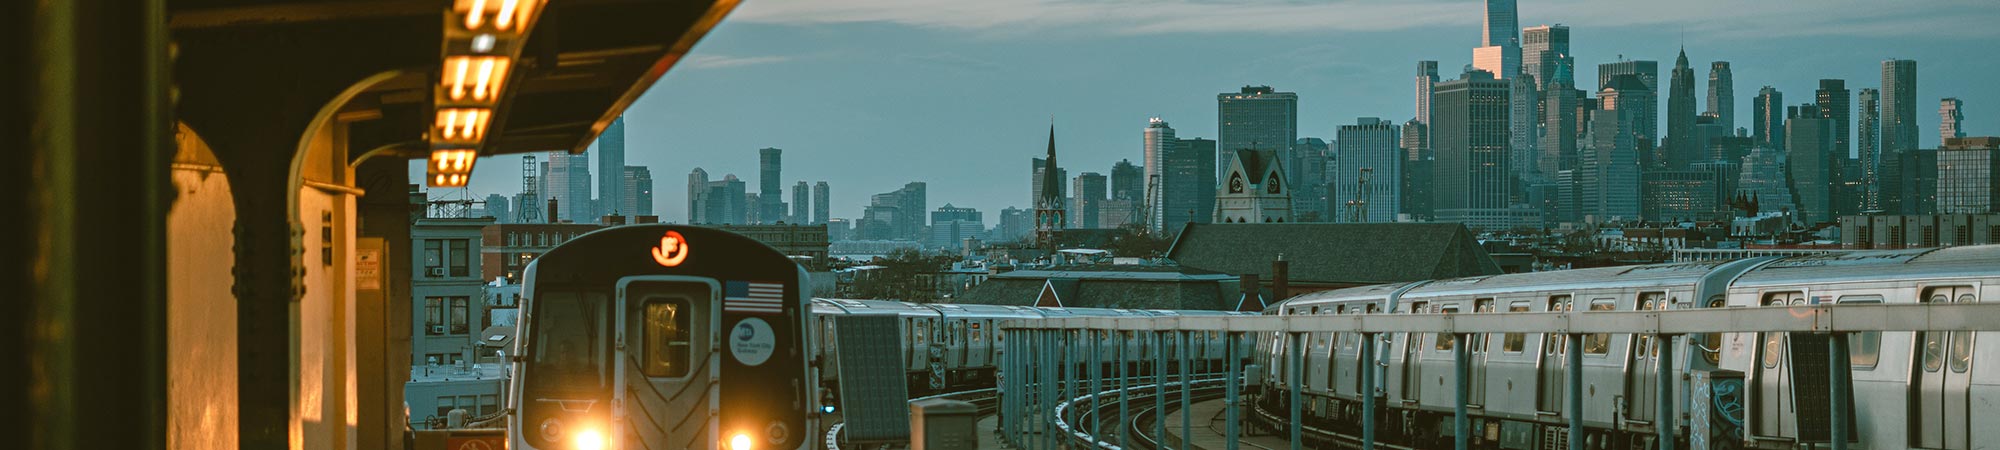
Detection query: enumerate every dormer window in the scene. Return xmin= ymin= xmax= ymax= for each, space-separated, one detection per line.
xmin=1228 ymin=173 xmax=1245 ymax=193
xmin=1266 ymin=173 xmax=1282 ymax=194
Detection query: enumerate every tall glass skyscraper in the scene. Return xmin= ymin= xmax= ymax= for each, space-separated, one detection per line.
xmin=1858 ymin=88 xmax=1882 ymax=211
xmin=758 ymin=147 xmax=784 ymax=224
xmin=812 ymin=181 xmax=830 ymax=224
xmin=1217 ymin=86 xmax=1297 ymax=182
xmin=623 ymin=166 xmax=653 ymax=217
xmin=1753 ymin=86 xmax=1785 ymax=151
xmin=1665 ymin=49 xmax=1698 ymax=170
xmin=1432 ymin=70 xmax=1514 ymax=219
xmin=595 ymin=117 xmax=625 ymax=218
xmin=1334 ymin=118 xmax=1401 ymax=222
xmin=545 ymin=150 xmax=593 ymax=222
xmin=1706 ymin=62 xmax=1735 ymax=133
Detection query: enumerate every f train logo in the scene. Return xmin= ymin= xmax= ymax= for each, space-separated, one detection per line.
xmin=651 ymin=231 xmax=690 ymax=267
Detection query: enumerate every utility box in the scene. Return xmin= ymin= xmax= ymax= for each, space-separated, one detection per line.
xmin=909 ymin=398 xmax=977 ymax=450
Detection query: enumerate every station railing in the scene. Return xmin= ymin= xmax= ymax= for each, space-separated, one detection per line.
xmin=997 ymin=302 xmax=2000 ymax=450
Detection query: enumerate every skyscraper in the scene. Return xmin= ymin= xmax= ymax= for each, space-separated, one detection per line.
xmin=812 ymin=182 xmax=830 ymax=224
xmin=929 ymin=204 xmax=985 ymax=248
xmin=1524 ymin=25 xmax=1573 ymax=179
xmin=1754 ymin=87 xmax=1785 ymax=151
xmin=1598 ymin=60 xmax=1660 ymax=156
xmin=1665 ymin=48 xmax=1698 ymax=170
xmin=1142 ymin=118 xmax=1175 ymax=232
xmin=1736 ymin=145 xmax=1797 ymax=218
xmin=1482 ymin=0 xmax=1518 ymax=48
xmin=623 ymin=166 xmax=653 ymax=217
xmin=1937 ymin=137 xmax=2000 ymax=214
xmin=1217 ymin=86 xmax=1298 ymax=182
xmin=758 ymin=147 xmax=784 ymax=224
xmin=1523 ymin=25 xmax=1572 ymax=91
xmin=1161 ymin=138 xmax=1217 ymax=234
xmin=1070 ymin=172 xmax=1106 ymax=229
xmin=1941 ymin=98 xmax=1966 ymax=142
xmin=485 ymin=193 xmax=511 ymax=224
xmin=1415 ymin=61 xmax=1439 ymax=128
xmin=1539 ymin=85 xmax=1581 ymax=176
xmin=1815 ymin=79 xmax=1853 ymax=214
xmin=687 ymin=170 xmax=746 ymax=225
xmin=1432 ymin=70 xmax=1514 ymax=223
xmin=1787 ymin=117 xmax=1838 ymax=224
xmin=1857 ymin=89 xmax=1882 ymax=211
xmin=1706 ymin=62 xmax=1735 ymax=133
xmin=1111 ymin=159 xmax=1142 ymax=202
xmin=1580 ymin=75 xmax=1647 ymax=222
xmin=1333 ymin=118 xmax=1401 ymax=222
xmin=545 ymin=150 xmax=593 ymax=222
xmin=1881 ymin=59 xmax=1919 ymax=158
xmin=687 ymin=168 xmax=709 ymax=224
xmin=792 ymin=181 xmax=810 ymax=224
xmin=1293 ymin=137 xmax=1330 ymax=221
xmin=595 ymin=117 xmax=625 ymax=219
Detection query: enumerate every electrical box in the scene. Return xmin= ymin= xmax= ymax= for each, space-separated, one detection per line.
xmin=909 ymin=398 xmax=977 ymax=450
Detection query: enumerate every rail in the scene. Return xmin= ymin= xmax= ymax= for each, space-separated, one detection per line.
xmin=998 ymin=302 xmax=2000 ymax=450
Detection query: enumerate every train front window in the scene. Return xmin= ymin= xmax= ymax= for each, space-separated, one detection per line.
xmin=642 ymin=299 xmax=691 ymax=378
xmin=530 ymin=290 xmax=611 ymax=390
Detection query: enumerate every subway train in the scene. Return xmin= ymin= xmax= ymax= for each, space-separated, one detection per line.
xmin=808 ymin=298 xmax=1255 ymax=410
xmin=1253 ymin=245 xmax=2000 ymax=450
xmin=509 ymin=225 xmax=813 ymax=450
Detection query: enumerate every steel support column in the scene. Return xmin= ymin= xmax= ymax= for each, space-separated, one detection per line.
xmin=1568 ymin=333 xmax=1584 ymax=450
xmin=1829 ymin=333 xmax=1852 ymax=450
xmin=1290 ymin=332 xmax=1305 ymax=450
xmin=1155 ymin=330 xmax=1167 ymax=446
xmin=1118 ymin=330 xmax=1129 ymax=449
xmin=1226 ymin=332 xmax=1241 ymax=450
xmin=1657 ymin=334 xmax=1675 ymax=450
xmin=1181 ymin=330 xmax=1193 ymax=450
xmin=1455 ymin=333 xmax=1471 ymax=450
xmin=1361 ymin=332 xmax=1378 ymax=450
xmin=1091 ymin=329 xmax=1102 ymax=440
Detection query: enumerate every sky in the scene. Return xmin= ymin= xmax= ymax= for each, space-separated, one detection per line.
xmin=417 ymin=0 xmax=2000 ymax=224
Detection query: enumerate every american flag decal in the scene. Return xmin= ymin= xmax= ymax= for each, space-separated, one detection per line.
xmin=724 ymin=281 xmax=786 ymax=314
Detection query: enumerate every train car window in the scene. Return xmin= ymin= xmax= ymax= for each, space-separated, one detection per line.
xmin=1583 ymin=299 xmax=1614 ymax=355
xmin=641 ymin=300 xmax=692 ymax=378
xmin=1435 ymin=305 xmax=1459 ymax=352
xmin=1545 ymin=295 xmax=1570 ymax=356
xmin=1503 ymin=301 xmax=1529 ymax=353
xmin=1637 ymin=293 xmax=1664 ymax=357
xmin=1837 ymin=295 xmax=1883 ymax=369
xmin=1473 ymin=299 xmax=1494 ymax=353
xmin=1701 ymin=295 xmax=1725 ymax=365
xmin=530 ymin=291 xmax=610 ymax=389
xmin=1951 ymin=293 xmax=1976 ymax=373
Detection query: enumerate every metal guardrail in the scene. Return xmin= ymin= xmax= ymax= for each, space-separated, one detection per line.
xmin=1000 ymin=303 xmax=2000 ymax=450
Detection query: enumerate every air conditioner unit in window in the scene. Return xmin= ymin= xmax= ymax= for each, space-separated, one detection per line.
xmin=428 ymin=268 xmax=447 ymax=277
xmin=431 ymin=325 xmax=446 ymax=334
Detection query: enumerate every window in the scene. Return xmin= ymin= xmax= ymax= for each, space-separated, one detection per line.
xmin=1951 ymin=293 xmax=1975 ymax=373
xmin=1636 ymin=293 xmax=1665 ymax=357
xmin=1435 ymin=305 xmax=1459 ymax=352
xmin=436 ymin=396 xmax=454 ymax=418
xmin=1838 ymin=295 xmax=1883 ymax=369
xmin=450 ymin=297 xmax=470 ymax=334
xmin=1762 ymin=292 xmax=1802 ymax=368
xmin=1473 ymin=299 xmax=1494 ymax=353
xmin=641 ymin=300 xmax=691 ymax=378
xmin=425 ymin=297 xmax=446 ymax=336
xmin=423 ymin=240 xmax=443 ymax=276
xmin=1503 ymin=301 xmax=1529 ymax=353
xmin=1583 ymin=299 xmax=1615 ymax=355
xmin=448 ymin=239 xmax=470 ymax=277
xmin=1545 ymin=296 xmax=1571 ymax=356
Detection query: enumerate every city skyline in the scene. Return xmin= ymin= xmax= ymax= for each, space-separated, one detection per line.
xmin=412 ymin=0 xmax=2000 ymax=225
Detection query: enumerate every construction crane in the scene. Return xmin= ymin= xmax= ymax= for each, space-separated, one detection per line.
xmin=1343 ymin=167 xmax=1372 ymax=223
xmin=1138 ymin=174 xmax=1160 ymax=234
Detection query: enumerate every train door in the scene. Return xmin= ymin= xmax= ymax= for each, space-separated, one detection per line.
xmin=1401 ymin=301 xmax=1430 ymax=403
xmin=1753 ymin=291 xmax=1803 ymax=439
xmin=1627 ymin=292 xmax=1667 ymax=424
xmin=1537 ymin=295 xmax=1572 ymax=414
xmin=1470 ymin=298 xmax=1494 ymax=407
xmin=1328 ymin=305 xmax=1349 ymax=397
xmin=614 ymin=278 xmax=715 ymax=449
xmin=1914 ymin=286 xmax=1977 ymax=449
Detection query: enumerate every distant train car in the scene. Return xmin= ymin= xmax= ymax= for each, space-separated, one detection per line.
xmin=1256 ymin=245 xmax=2000 ymax=450
xmin=510 ymin=225 xmax=812 ymax=450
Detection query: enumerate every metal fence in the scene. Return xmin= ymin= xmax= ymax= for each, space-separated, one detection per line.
xmin=997 ymin=303 xmax=2000 ymax=450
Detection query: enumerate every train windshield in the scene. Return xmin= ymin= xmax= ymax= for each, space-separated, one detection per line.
xmin=528 ymin=290 xmax=611 ymax=392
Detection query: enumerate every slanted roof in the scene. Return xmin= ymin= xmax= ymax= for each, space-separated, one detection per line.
xmin=1227 ymin=149 xmax=1283 ymax=186
xmin=956 ymin=267 xmax=1237 ymax=310
xmin=1165 ymin=223 xmax=1501 ymax=285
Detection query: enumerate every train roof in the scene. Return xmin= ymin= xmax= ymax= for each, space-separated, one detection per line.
xmin=1731 ymin=245 xmax=2000 ymax=288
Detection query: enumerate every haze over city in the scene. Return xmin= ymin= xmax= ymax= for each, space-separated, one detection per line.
xmin=419 ymin=0 xmax=2000 ymax=224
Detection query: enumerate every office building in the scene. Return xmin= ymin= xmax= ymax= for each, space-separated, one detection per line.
xmin=483 ymin=194 xmax=510 ymax=224
xmin=870 ymin=182 xmax=927 ymax=241
xmin=544 ymin=150 xmax=593 ymax=222
xmin=1294 ymin=137 xmax=1331 ymax=221
xmin=929 ymin=204 xmax=986 ymax=248
xmin=1071 ymin=172 xmax=1106 ymax=229
xmin=1642 ymin=170 xmax=1718 ymax=222
xmin=1938 ymin=137 xmax=2000 ymax=214
xmin=623 ymin=166 xmax=653 ymax=217
xmin=812 ymin=182 xmax=831 ymax=224
xmin=1143 ymin=118 xmax=1176 ymax=231
xmin=1665 ymin=49 xmax=1698 ymax=170
xmin=1416 ymin=61 xmax=1439 ymax=129
xmin=1691 ymin=160 xmax=1742 ymax=218
xmin=1788 ymin=117 xmax=1839 ymax=224
xmin=791 ymin=181 xmax=810 ymax=224
xmin=1737 ymin=145 xmax=1798 ymax=219
xmin=1902 ymin=149 xmax=1941 ymax=215
xmin=758 ymin=147 xmax=785 ymax=224
xmin=1942 ymin=98 xmax=1965 ymax=142
xmin=1753 ymin=86 xmax=1785 ymax=151
xmin=1217 ymin=86 xmax=1298 ymax=182
xmin=1159 ymin=138 xmax=1217 ymax=234
xmin=1598 ymin=60 xmax=1659 ymax=158
xmin=1858 ymin=89 xmax=1882 ymax=211
xmin=1707 ymin=62 xmax=1735 ymax=133
xmin=1578 ymin=75 xmax=1647 ymax=222
xmin=1111 ymin=159 xmax=1142 ymax=202
xmin=1432 ymin=70 xmax=1516 ymax=223
xmin=595 ymin=117 xmax=625 ymax=218
xmin=687 ymin=169 xmax=746 ymax=225
xmin=1523 ymin=25 xmax=1572 ymax=91
xmin=1882 ymin=59 xmax=1919 ymax=158
xmin=1333 ymin=118 xmax=1401 ymax=223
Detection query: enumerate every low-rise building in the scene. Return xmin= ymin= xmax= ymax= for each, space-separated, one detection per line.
xmin=1839 ymin=213 xmax=2000 ymax=249
xmin=1165 ymin=223 xmax=1500 ymax=294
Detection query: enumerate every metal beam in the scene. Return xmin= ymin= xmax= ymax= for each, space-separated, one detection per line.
xmin=1454 ymin=333 xmax=1470 ymax=450
xmin=1568 ymin=334 xmax=1584 ymax=450
xmin=1361 ymin=332 xmax=1377 ymax=450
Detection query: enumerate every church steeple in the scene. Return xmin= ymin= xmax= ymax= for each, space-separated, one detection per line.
xmin=1035 ymin=122 xmax=1066 ymax=254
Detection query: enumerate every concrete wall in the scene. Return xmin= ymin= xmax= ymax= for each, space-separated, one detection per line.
xmin=168 ymin=126 xmax=239 ymax=450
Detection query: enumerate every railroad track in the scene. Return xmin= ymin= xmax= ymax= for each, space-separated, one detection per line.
xmin=1057 ymin=379 xmax=1416 ymax=450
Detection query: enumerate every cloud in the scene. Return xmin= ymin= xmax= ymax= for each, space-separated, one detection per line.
xmin=685 ymin=54 xmax=793 ymax=69
xmin=728 ymin=0 xmax=2000 ymax=39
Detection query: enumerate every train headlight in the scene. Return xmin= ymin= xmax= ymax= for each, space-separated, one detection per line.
xmin=572 ymin=427 xmax=605 ymax=450
xmin=729 ymin=433 xmax=754 ymax=450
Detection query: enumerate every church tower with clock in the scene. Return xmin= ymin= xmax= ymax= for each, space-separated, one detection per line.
xmin=1213 ymin=148 xmax=1292 ymax=223
xmin=1035 ymin=124 xmax=1066 ymax=252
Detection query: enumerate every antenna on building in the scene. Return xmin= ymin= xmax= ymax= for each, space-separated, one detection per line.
xmin=1343 ymin=167 xmax=1373 ymax=223
xmin=517 ymin=154 xmax=541 ymax=223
